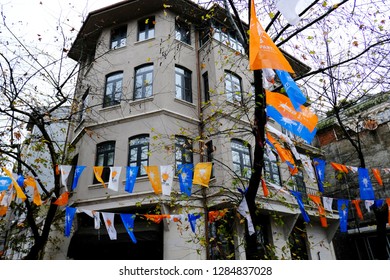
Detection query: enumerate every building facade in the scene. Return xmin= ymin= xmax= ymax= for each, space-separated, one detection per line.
xmin=62 ymin=0 xmax=338 ymax=260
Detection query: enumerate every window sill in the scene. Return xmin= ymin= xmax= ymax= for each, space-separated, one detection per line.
xmin=100 ymin=103 xmax=121 ymax=112
xmin=135 ymin=37 xmax=155 ymax=45
xmin=174 ymin=39 xmax=194 ymax=50
xmin=174 ymin=97 xmax=195 ymax=108
xmin=130 ymin=96 xmax=154 ymax=105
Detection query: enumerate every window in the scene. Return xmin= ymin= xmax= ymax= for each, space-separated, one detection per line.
xmin=138 ymin=16 xmax=155 ymax=41
xmin=225 ymin=71 xmax=242 ymax=104
xmin=94 ymin=141 xmax=115 ymax=184
xmin=175 ymin=136 xmax=193 ymax=172
xmin=203 ymin=72 xmax=210 ymax=102
xmin=294 ymin=170 xmax=306 ymax=196
xmin=231 ymin=139 xmax=251 ymax=179
xmin=78 ymin=88 xmax=89 ymax=122
xmin=205 ymin=141 xmax=214 ymax=178
xmin=211 ymin=24 xmax=245 ymax=53
xmin=175 ymin=20 xmax=191 ymax=45
xmin=209 ymin=211 xmax=235 ymax=259
xmin=104 ymin=72 xmax=123 ymax=107
xmin=128 ymin=135 xmax=149 ymax=177
xmin=175 ymin=66 xmax=192 ymax=102
xmin=134 ymin=64 xmax=153 ymax=99
xmin=110 ymin=25 xmax=127 ymax=49
xmin=263 ymin=150 xmax=281 ymax=185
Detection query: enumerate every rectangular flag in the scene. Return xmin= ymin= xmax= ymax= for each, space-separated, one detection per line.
xmin=125 ymin=166 xmax=139 ymax=193
xmin=323 ymin=197 xmax=333 ymax=212
xmin=193 ymin=162 xmax=212 ymax=187
xmin=337 ymin=199 xmax=349 ymax=233
xmin=249 ymin=0 xmax=294 ymax=72
xmin=108 ymin=166 xmax=122 ymax=191
xmin=144 ymin=166 xmax=162 ymax=194
xmin=59 ymin=165 xmax=72 ymax=190
xmin=178 ymin=163 xmax=193 ymax=196
xmin=0 ymin=176 xmax=12 ymax=191
xmin=188 ymin=213 xmax=201 ymax=233
xmin=93 ymin=166 xmax=107 ymax=188
xmin=276 ymin=0 xmax=315 ymax=25
xmin=266 ymin=132 xmax=298 ymax=175
xmin=308 ymin=194 xmax=327 ymax=227
xmin=102 ymin=212 xmax=117 ymax=240
xmin=120 ymin=213 xmax=137 ymax=244
xmin=330 ymin=162 xmax=349 ymax=173
xmin=65 ymin=206 xmax=77 ymax=237
xmin=275 ymin=70 xmax=307 ymax=111
xmin=358 ymin=167 xmax=375 ymax=200
xmin=372 ymin=168 xmax=383 ymax=186
xmin=238 ymin=197 xmax=255 ymax=235
xmin=291 ymin=190 xmax=310 ymax=223
xmin=313 ymin=158 xmax=326 ymax=193
xmin=72 ymin=165 xmax=86 ymax=191
xmin=351 ymin=200 xmax=363 ymax=220
xmin=160 ymin=165 xmax=174 ymax=196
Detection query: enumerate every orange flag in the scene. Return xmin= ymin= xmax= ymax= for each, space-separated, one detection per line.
xmin=193 ymin=162 xmax=212 ymax=187
xmin=386 ymin=198 xmax=390 ymax=225
xmin=330 ymin=162 xmax=349 ymax=173
xmin=308 ymin=194 xmax=327 ymax=227
xmin=351 ymin=200 xmax=363 ymax=220
xmin=266 ymin=132 xmax=298 ymax=175
xmin=261 ymin=178 xmax=269 ymax=197
xmin=2 ymin=168 xmax=27 ymax=201
xmin=53 ymin=191 xmax=69 ymax=206
xmin=372 ymin=168 xmax=383 ymax=186
xmin=93 ymin=166 xmax=107 ymax=188
xmin=24 ymin=176 xmax=42 ymax=206
xmin=208 ymin=209 xmax=228 ymax=223
xmin=249 ymin=0 xmax=294 ymax=72
xmin=144 ymin=166 xmax=162 ymax=194
xmin=266 ymin=90 xmax=318 ymax=132
xmin=144 ymin=214 xmax=170 ymax=224
xmin=0 ymin=206 xmax=8 ymax=216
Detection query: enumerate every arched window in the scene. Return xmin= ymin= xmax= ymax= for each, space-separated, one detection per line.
xmin=175 ymin=65 xmax=192 ymax=103
xmin=94 ymin=141 xmax=115 ymax=183
xmin=224 ymin=71 xmax=242 ymax=104
xmin=128 ymin=134 xmax=150 ymax=177
xmin=104 ymin=72 xmax=123 ymax=107
xmin=134 ymin=64 xmax=153 ymax=100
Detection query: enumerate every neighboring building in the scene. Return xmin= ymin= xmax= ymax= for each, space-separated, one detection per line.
xmin=62 ymin=0 xmax=338 ymax=260
xmin=314 ymin=92 xmax=390 ymax=259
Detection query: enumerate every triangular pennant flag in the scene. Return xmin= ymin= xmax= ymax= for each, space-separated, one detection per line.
xmin=102 ymin=212 xmax=117 ymax=240
xmin=372 ymin=168 xmax=383 ymax=186
xmin=108 ymin=166 xmax=122 ymax=191
xmin=261 ymin=178 xmax=269 ymax=197
xmin=351 ymin=200 xmax=364 ymax=220
xmin=125 ymin=166 xmax=138 ymax=193
xmin=53 ymin=191 xmax=69 ymax=206
xmin=249 ymin=0 xmax=294 ymax=72
xmin=300 ymin=154 xmax=317 ymax=186
xmin=24 ymin=176 xmax=42 ymax=206
xmin=65 ymin=206 xmax=77 ymax=237
xmin=120 ymin=213 xmax=137 ymax=244
xmin=82 ymin=209 xmax=101 ymax=229
xmin=358 ymin=167 xmax=375 ymax=200
xmin=144 ymin=166 xmax=162 ymax=194
xmin=330 ymin=162 xmax=349 ymax=173
xmin=144 ymin=214 xmax=171 ymax=224
xmin=275 ymin=70 xmax=307 ymax=111
xmin=365 ymin=200 xmax=375 ymax=212
xmin=238 ymin=197 xmax=255 ymax=235
xmin=160 ymin=165 xmax=174 ymax=196
xmin=346 ymin=165 xmax=358 ymax=173
xmin=323 ymin=197 xmax=333 ymax=212
xmin=178 ymin=163 xmax=193 ymax=196
xmin=2 ymin=168 xmax=27 ymax=201
xmin=93 ymin=166 xmax=107 ymax=188
xmin=188 ymin=213 xmax=201 ymax=233
xmin=72 ymin=165 xmax=86 ymax=191
xmin=338 ymin=199 xmax=349 ymax=233
xmin=291 ymin=190 xmax=310 ymax=223
xmin=313 ymin=158 xmax=326 ymax=193
xmin=59 ymin=165 xmax=72 ymax=190
xmin=0 ymin=176 xmax=12 ymax=191
xmin=193 ymin=162 xmax=212 ymax=187
xmin=170 ymin=214 xmax=185 ymax=223
xmin=308 ymin=194 xmax=327 ymax=227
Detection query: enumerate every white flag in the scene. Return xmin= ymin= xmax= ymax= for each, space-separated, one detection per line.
xmin=102 ymin=212 xmax=117 ymax=240
xmin=365 ymin=200 xmax=375 ymax=212
xmin=108 ymin=166 xmax=122 ymax=191
xmin=300 ymin=154 xmax=317 ymax=186
xmin=160 ymin=165 xmax=174 ymax=196
xmin=59 ymin=165 xmax=72 ymax=190
xmin=82 ymin=209 xmax=101 ymax=230
xmin=323 ymin=197 xmax=333 ymax=213
xmin=1 ymin=188 xmax=15 ymax=207
xmin=238 ymin=197 xmax=255 ymax=235
xmin=276 ymin=0 xmax=314 ymax=25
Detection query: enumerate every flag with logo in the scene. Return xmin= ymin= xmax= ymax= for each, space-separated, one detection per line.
xmin=59 ymin=165 xmax=72 ymax=190
xmin=102 ymin=212 xmax=117 ymax=240
xmin=351 ymin=200 xmax=363 ymax=220
xmin=291 ymin=190 xmax=310 ymax=223
xmin=53 ymin=191 xmax=69 ymax=206
xmin=178 ymin=163 xmax=193 ymax=196
xmin=0 ymin=176 xmax=12 ymax=191
xmin=238 ymin=197 xmax=255 ymax=235
xmin=72 ymin=165 xmax=86 ymax=191
xmin=144 ymin=166 xmax=162 ymax=194
xmin=372 ymin=168 xmax=383 ymax=186
xmin=93 ymin=166 xmax=107 ymax=188
xmin=323 ymin=197 xmax=333 ymax=213
xmin=125 ymin=166 xmax=139 ymax=193
xmin=160 ymin=165 xmax=174 ymax=196
xmin=300 ymin=154 xmax=317 ymax=186
xmin=249 ymin=0 xmax=294 ymax=72
xmin=120 ymin=213 xmax=137 ymax=244
xmin=65 ymin=206 xmax=77 ymax=237
xmin=24 ymin=176 xmax=42 ymax=206
xmin=330 ymin=162 xmax=349 ymax=173
xmin=2 ymin=168 xmax=26 ymax=201
xmin=188 ymin=213 xmax=201 ymax=233
xmin=358 ymin=167 xmax=375 ymax=200
xmin=338 ymin=199 xmax=349 ymax=233
xmin=82 ymin=209 xmax=101 ymax=229
xmin=275 ymin=70 xmax=307 ymax=111
xmin=313 ymin=158 xmax=326 ymax=193
xmin=266 ymin=132 xmax=298 ymax=175
xmin=308 ymin=194 xmax=327 ymax=227
xmin=193 ymin=162 xmax=212 ymax=187
xmin=108 ymin=166 xmax=122 ymax=191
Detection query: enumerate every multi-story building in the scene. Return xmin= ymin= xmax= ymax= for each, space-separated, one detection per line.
xmin=63 ymin=0 xmax=339 ymax=260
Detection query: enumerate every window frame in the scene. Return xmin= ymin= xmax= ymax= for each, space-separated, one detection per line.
xmin=128 ymin=134 xmax=150 ymax=177
xmin=138 ymin=16 xmax=155 ymax=41
xmin=134 ymin=64 xmax=153 ymax=100
xmin=103 ymin=71 xmax=123 ymax=108
xmin=263 ymin=150 xmax=281 ymax=185
xmin=224 ymin=71 xmax=242 ymax=104
xmin=175 ymin=20 xmax=191 ymax=45
xmin=175 ymin=136 xmax=193 ymax=172
xmin=202 ymin=71 xmax=210 ymax=102
xmin=110 ymin=25 xmax=127 ymax=49
xmin=231 ymin=139 xmax=252 ymax=179
xmin=78 ymin=88 xmax=89 ymax=122
xmin=94 ymin=141 xmax=116 ymax=184
xmin=175 ymin=65 xmax=192 ymax=103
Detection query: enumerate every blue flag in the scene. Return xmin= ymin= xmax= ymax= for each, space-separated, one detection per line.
xmin=65 ymin=206 xmax=77 ymax=237
xmin=0 ymin=176 xmax=12 ymax=191
xmin=313 ymin=158 xmax=326 ymax=193
xmin=120 ymin=213 xmax=137 ymax=244
xmin=290 ymin=191 xmax=310 ymax=223
xmin=337 ymin=199 xmax=349 ymax=233
xmin=275 ymin=70 xmax=307 ymax=111
xmin=17 ymin=175 xmax=25 ymax=187
xmin=72 ymin=165 xmax=86 ymax=191
xmin=125 ymin=166 xmax=139 ymax=193
xmin=358 ymin=167 xmax=375 ymax=200
xmin=266 ymin=105 xmax=317 ymax=144
xmin=178 ymin=164 xmax=194 ymax=196
xmin=188 ymin=213 xmax=201 ymax=233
